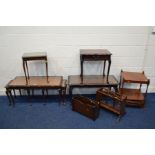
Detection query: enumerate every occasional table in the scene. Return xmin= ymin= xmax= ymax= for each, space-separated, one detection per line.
xmin=5 ymin=76 xmax=67 ymax=106
xmin=22 ymin=52 xmax=49 ymax=84
xmin=119 ymin=70 xmax=150 ymax=107
xmin=68 ymin=75 xmax=119 ymax=97
xmin=80 ymin=49 xmax=112 ymax=82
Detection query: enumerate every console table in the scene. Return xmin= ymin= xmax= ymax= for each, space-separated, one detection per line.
xmin=119 ymin=70 xmax=150 ymax=107
xmin=80 ymin=49 xmax=112 ymax=82
xmin=5 ymin=76 xmax=67 ymax=106
xmin=22 ymin=52 xmax=49 ymax=84
xmin=68 ymin=75 xmax=119 ymax=97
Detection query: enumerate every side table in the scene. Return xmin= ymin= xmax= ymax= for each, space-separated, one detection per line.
xmin=22 ymin=52 xmax=49 ymax=84
xmin=5 ymin=76 xmax=67 ymax=106
xmin=119 ymin=70 xmax=150 ymax=107
xmin=80 ymin=49 xmax=112 ymax=82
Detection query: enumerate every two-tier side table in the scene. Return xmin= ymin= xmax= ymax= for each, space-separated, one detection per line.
xmin=119 ymin=70 xmax=150 ymax=107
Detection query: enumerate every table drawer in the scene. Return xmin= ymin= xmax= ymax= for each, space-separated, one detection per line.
xmin=81 ymin=55 xmax=111 ymax=61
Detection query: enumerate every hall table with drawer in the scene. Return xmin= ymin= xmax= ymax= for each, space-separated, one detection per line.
xmin=80 ymin=49 xmax=112 ymax=82
xmin=68 ymin=75 xmax=119 ymax=97
xmin=5 ymin=76 xmax=67 ymax=106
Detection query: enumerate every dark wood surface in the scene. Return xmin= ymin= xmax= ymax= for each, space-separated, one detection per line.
xmin=119 ymin=88 xmax=144 ymax=101
xmin=80 ymin=49 xmax=112 ymax=55
xmin=80 ymin=49 xmax=112 ymax=78
xmin=22 ymin=52 xmax=47 ymax=60
xmin=121 ymin=71 xmax=149 ymax=84
xmin=6 ymin=76 xmax=62 ymax=88
xmin=68 ymin=75 xmax=118 ymax=86
xmin=68 ymin=75 xmax=119 ymax=97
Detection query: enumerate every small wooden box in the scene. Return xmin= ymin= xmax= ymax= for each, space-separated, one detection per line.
xmin=72 ymin=96 xmax=100 ymax=120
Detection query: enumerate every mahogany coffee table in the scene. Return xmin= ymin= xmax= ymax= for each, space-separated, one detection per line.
xmin=68 ymin=75 xmax=119 ymax=97
xmin=5 ymin=76 xmax=67 ymax=106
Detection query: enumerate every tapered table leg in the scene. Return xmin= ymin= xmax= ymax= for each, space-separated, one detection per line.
xmin=103 ymin=60 xmax=106 ymax=76
xmin=23 ymin=61 xmax=28 ymax=84
xmin=13 ymin=89 xmax=16 ymax=98
xmin=6 ymin=90 xmax=12 ymax=106
xmin=19 ymin=89 xmax=22 ymax=96
xmin=9 ymin=90 xmax=15 ymax=107
xmin=27 ymin=89 xmax=32 ymax=106
xmin=45 ymin=60 xmax=49 ymax=83
xmin=107 ymin=60 xmax=111 ymax=83
xmin=42 ymin=89 xmax=46 ymax=105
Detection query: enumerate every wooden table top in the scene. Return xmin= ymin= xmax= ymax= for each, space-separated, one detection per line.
xmin=68 ymin=75 xmax=118 ymax=86
xmin=80 ymin=49 xmax=112 ymax=55
xmin=22 ymin=52 xmax=47 ymax=59
xmin=6 ymin=76 xmax=63 ymax=88
xmin=122 ymin=71 xmax=149 ymax=84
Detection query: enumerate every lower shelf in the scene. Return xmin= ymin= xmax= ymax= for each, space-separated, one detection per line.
xmin=119 ymin=88 xmax=145 ymax=107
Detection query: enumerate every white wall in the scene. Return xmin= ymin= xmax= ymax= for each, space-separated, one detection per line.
xmin=0 ymin=26 xmax=155 ymax=95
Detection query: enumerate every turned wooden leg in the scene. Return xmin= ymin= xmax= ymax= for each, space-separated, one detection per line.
xmin=9 ymin=90 xmax=15 ymax=107
xmin=103 ymin=60 xmax=106 ymax=76
xmin=42 ymin=89 xmax=46 ymax=105
xmin=27 ymin=89 xmax=32 ymax=106
xmin=23 ymin=61 xmax=28 ymax=84
xmin=80 ymin=59 xmax=83 ymax=77
xmin=6 ymin=90 xmax=12 ymax=106
xmin=19 ymin=89 xmax=22 ymax=96
xmin=107 ymin=60 xmax=111 ymax=83
xmin=13 ymin=89 xmax=16 ymax=98
xmin=45 ymin=60 xmax=49 ymax=83
xmin=25 ymin=61 xmax=30 ymax=80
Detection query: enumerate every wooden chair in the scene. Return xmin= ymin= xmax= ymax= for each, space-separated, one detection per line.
xmin=96 ymin=88 xmax=127 ymax=121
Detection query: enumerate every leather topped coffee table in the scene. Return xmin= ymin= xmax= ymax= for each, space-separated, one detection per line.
xmin=5 ymin=76 xmax=67 ymax=106
xmin=68 ymin=75 xmax=118 ymax=97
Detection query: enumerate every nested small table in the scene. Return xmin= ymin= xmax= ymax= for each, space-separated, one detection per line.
xmin=22 ymin=52 xmax=48 ymax=84
xmin=80 ymin=49 xmax=112 ymax=81
xmin=68 ymin=75 xmax=119 ymax=97
xmin=119 ymin=70 xmax=150 ymax=107
xmin=5 ymin=76 xmax=67 ymax=106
